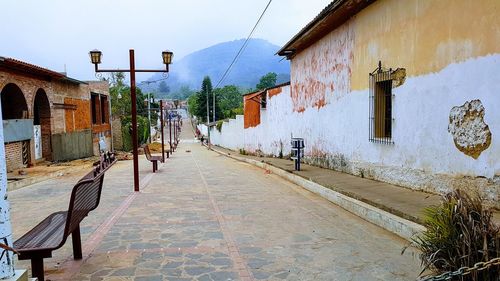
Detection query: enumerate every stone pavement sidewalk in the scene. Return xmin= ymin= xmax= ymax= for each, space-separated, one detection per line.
xmin=211 ymin=146 xmax=500 ymax=234
xmin=8 ymin=121 xmax=422 ymax=280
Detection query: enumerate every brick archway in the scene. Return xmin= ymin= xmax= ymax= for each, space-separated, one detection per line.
xmin=34 ymin=89 xmax=52 ymax=161
xmin=1 ymin=83 xmax=28 ymax=119
xmin=1 ymin=83 xmax=30 ymax=170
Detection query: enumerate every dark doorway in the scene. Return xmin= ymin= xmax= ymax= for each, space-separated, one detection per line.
xmin=34 ymin=89 xmax=52 ymax=161
xmin=1 ymin=83 xmax=28 ymax=119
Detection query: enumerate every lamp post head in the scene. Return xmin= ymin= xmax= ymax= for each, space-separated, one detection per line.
xmin=89 ymin=49 xmax=102 ymax=64
xmin=162 ymin=50 xmax=173 ymax=65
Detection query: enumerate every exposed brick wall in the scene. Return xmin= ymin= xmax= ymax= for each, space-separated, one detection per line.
xmin=112 ymin=117 xmax=123 ymax=151
xmin=0 ymin=65 xmax=111 ymax=168
xmin=5 ymin=142 xmax=24 ymax=171
xmin=40 ymin=117 xmax=52 ymax=160
xmin=88 ymin=81 xmax=109 ymax=95
xmin=88 ymin=82 xmax=112 ymax=155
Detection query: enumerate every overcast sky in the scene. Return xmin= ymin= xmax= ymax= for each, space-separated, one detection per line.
xmin=0 ymin=0 xmax=331 ymax=82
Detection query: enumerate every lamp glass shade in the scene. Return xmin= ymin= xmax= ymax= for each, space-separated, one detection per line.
xmin=89 ymin=50 xmax=102 ymax=64
xmin=162 ymin=51 xmax=173 ymax=65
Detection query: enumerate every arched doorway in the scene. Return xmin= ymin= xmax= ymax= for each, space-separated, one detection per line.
xmin=34 ymin=89 xmax=52 ymax=161
xmin=1 ymin=83 xmax=28 ymax=119
xmin=0 ymin=83 xmax=30 ymax=170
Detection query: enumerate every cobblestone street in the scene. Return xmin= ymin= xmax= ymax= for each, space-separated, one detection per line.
xmin=9 ymin=123 xmax=421 ymax=280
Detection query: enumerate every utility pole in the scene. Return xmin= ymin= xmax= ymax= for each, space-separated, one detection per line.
xmin=213 ymin=90 xmax=215 ymax=122
xmin=147 ymin=92 xmax=151 ymax=143
xmin=160 ymin=100 xmax=165 ymax=162
xmin=169 ymin=111 xmax=173 ymax=152
xmin=206 ymin=88 xmax=210 ymax=149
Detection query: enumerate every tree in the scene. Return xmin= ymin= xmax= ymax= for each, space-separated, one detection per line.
xmin=187 ymin=94 xmax=198 ymax=117
xmin=191 ymin=76 xmax=222 ymax=123
xmin=256 ymin=72 xmax=277 ymax=90
xmin=214 ymin=85 xmax=243 ymax=119
xmin=109 ymin=73 xmax=157 ymax=121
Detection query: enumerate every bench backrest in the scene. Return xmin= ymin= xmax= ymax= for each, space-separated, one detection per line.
xmin=143 ymin=145 xmax=152 ymax=161
xmin=64 ymin=153 xmax=116 ymax=237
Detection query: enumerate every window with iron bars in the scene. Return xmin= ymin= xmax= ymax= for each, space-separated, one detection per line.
xmin=369 ymin=62 xmax=394 ymax=144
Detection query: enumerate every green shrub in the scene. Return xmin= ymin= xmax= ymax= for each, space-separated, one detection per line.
xmin=216 ymin=120 xmax=224 ymax=132
xmin=406 ymin=189 xmax=499 ymax=280
xmin=121 ymin=115 xmax=150 ymax=151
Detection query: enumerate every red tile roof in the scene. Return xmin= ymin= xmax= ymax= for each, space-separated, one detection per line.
xmin=278 ymin=0 xmax=375 ymax=58
xmin=0 ymin=56 xmax=85 ymax=84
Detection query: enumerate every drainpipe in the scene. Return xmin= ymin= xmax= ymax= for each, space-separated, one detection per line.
xmin=0 ymin=101 xmax=15 ymax=278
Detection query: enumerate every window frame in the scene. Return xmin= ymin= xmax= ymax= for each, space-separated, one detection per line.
xmin=100 ymin=95 xmax=109 ymax=124
xmin=91 ymin=93 xmax=99 ymax=125
xmin=369 ymin=63 xmax=394 ymax=144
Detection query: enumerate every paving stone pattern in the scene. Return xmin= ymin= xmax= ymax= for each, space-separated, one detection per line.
xmin=9 ymin=123 xmax=421 ymax=280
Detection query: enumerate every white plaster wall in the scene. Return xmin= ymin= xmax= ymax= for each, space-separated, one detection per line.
xmin=197 ymin=124 xmax=208 ymax=137
xmin=240 ymin=55 xmax=500 ymax=202
xmin=209 ymin=28 xmax=499 ymax=202
xmin=210 ymin=115 xmax=244 ymax=151
xmin=244 ymin=88 xmax=295 ymax=157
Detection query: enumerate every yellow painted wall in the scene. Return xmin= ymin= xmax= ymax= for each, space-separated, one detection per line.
xmin=351 ymin=0 xmax=500 ymax=90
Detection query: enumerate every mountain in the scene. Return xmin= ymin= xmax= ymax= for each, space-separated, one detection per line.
xmin=140 ymin=38 xmax=290 ymax=96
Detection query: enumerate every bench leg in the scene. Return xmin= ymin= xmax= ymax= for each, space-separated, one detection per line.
xmin=72 ymin=225 xmax=83 ymax=260
xmin=31 ymin=257 xmax=45 ymax=281
xmin=152 ymin=161 xmax=157 ymax=172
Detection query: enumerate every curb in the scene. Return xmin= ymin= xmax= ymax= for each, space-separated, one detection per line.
xmin=8 ymin=164 xmax=93 ymax=192
xmin=211 ymin=146 xmax=425 ymax=241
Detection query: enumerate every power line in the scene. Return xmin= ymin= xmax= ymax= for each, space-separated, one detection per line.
xmin=213 ymin=0 xmax=273 ymax=89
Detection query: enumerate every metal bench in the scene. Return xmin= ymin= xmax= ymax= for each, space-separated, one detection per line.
xmin=143 ymin=145 xmax=163 ymax=172
xmin=13 ymin=152 xmax=117 ymax=281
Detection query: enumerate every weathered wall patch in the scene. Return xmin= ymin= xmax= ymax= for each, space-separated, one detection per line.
xmin=448 ymin=100 xmax=492 ymax=159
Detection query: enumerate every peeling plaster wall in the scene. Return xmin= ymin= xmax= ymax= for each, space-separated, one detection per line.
xmin=242 ymin=56 xmax=500 ymax=205
xmin=212 ymin=0 xmax=500 ymax=204
xmin=291 ymin=21 xmax=353 ymax=112
xmin=448 ymin=100 xmax=491 ymax=159
xmin=213 ymin=55 xmax=500 ymax=205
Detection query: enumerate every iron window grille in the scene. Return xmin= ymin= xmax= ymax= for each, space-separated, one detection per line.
xmin=369 ymin=61 xmax=394 ymax=144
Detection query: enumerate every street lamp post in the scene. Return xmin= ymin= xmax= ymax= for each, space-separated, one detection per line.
xmin=206 ymin=88 xmax=211 ymax=149
xmin=160 ymin=100 xmax=165 ymax=162
xmin=169 ymin=112 xmax=173 ymax=152
xmin=89 ymin=49 xmax=173 ymax=192
xmin=147 ymin=93 xmax=151 ymax=143
xmin=174 ymin=118 xmax=177 ymax=146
